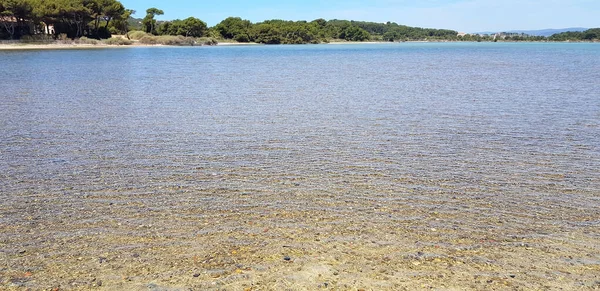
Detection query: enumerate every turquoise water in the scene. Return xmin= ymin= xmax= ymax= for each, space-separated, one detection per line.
xmin=1 ymin=42 xmax=599 ymax=210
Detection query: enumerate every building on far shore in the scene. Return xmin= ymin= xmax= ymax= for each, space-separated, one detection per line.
xmin=42 ymin=23 xmax=55 ymax=35
xmin=0 ymin=16 xmax=17 ymax=23
xmin=457 ymin=32 xmax=467 ymax=37
xmin=0 ymin=16 xmax=18 ymax=38
xmin=1 ymin=16 xmax=55 ymax=36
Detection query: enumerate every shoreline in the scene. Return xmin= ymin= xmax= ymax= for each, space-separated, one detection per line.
xmin=0 ymin=41 xmax=259 ymax=50
xmin=1 ymin=40 xmax=597 ymax=51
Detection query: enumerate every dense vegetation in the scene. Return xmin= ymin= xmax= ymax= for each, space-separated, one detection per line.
xmin=0 ymin=0 xmax=130 ymax=39
xmin=210 ymin=17 xmax=468 ymax=43
xmin=548 ymin=28 xmax=600 ymax=41
xmin=1 ymin=0 xmax=599 ymax=43
xmin=213 ymin=17 xmax=372 ymax=44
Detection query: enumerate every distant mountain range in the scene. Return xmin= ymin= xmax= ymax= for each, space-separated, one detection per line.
xmin=473 ymin=28 xmax=589 ymax=37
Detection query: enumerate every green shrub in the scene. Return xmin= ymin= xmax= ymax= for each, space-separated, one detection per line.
xmin=76 ymin=36 xmax=100 ymax=45
xmin=138 ymin=35 xmax=158 ymax=44
xmin=234 ymin=34 xmax=250 ymax=42
xmin=144 ymin=35 xmax=191 ymax=45
xmin=136 ymin=35 xmax=216 ymax=46
xmin=197 ymin=37 xmax=218 ymax=45
xmin=158 ymin=35 xmax=193 ymax=45
xmin=103 ymin=37 xmax=132 ymax=45
xmin=128 ymin=30 xmax=150 ymax=40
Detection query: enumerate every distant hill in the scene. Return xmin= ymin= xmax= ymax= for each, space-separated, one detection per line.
xmin=474 ymin=28 xmax=588 ymax=37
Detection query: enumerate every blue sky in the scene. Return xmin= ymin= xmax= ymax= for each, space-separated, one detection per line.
xmin=120 ymin=0 xmax=599 ymax=32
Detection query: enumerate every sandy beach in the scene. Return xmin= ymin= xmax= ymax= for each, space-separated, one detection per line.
xmin=0 ymin=43 xmax=117 ymax=50
xmin=0 ymin=41 xmax=260 ymax=50
xmin=2 ymin=182 xmax=599 ymax=290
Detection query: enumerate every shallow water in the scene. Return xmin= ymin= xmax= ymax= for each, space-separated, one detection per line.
xmin=1 ymin=43 xmax=599 ymax=290
xmin=2 ymin=43 xmax=599 ymax=195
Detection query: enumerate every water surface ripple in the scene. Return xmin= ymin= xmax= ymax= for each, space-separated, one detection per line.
xmin=0 ymin=43 xmax=599 ymax=289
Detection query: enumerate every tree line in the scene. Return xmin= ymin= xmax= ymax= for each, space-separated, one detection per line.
xmin=0 ymin=1 xmax=471 ymax=42
xmin=210 ymin=18 xmax=460 ymax=44
xmin=548 ymin=28 xmax=600 ymax=41
xmin=0 ymin=0 xmax=131 ymax=39
xmin=1 ymin=1 xmax=599 ymax=43
xmin=135 ymin=16 xmax=600 ymax=43
xmin=212 ymin=17 xmax=372 ymax=44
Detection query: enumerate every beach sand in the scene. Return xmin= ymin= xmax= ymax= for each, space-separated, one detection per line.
xmin=0 ymin=42 xmax=258 ymax=51
xmin=0 ymin=43 xmax=121 ymax=50
xmin=1 ymin=182 xmax=598 ymax=290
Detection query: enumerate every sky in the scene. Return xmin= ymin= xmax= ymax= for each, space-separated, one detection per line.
xmin=119 ymin=0 xmax=599 ymax=32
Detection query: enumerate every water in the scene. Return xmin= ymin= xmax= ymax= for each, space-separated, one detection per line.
xmin=1 ymin=43 xmax=599 ymax=289
xmin=1 ymin=43 xmax=599 ymax=197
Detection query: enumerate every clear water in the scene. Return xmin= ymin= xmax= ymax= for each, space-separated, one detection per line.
xmin=1 ymin=42 xmax=600 ymax=289
xmin=1 ymin=42 xmax=599 ymax=216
